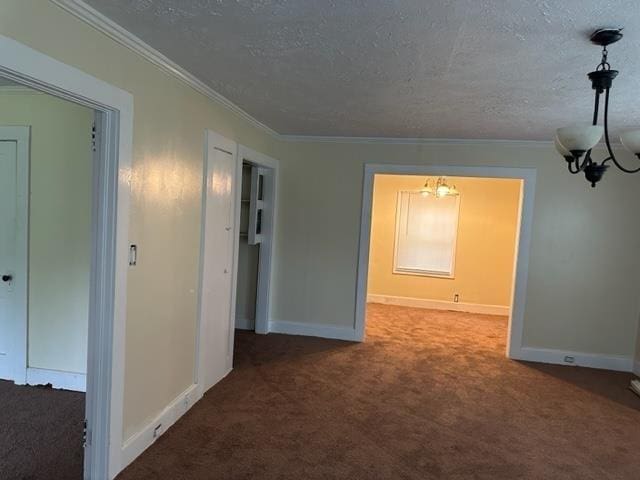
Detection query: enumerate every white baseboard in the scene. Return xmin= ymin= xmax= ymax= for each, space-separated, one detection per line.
xmin=515 ymin=347 xmax=633 ymax=372
xmin=633 ymin=360 xmax=640 ymax=376
xmin=367 ymin=294 xmax=510 ymax=316
xmin=26 ymin=367 xmax=86 ymax=392
xmin=269 ymin=320 xmax=359 ymax=342
xmin=121 ymin=383 xmax=202 ymax=470
xmin=235 ymin=317 xmax=255 ymax=331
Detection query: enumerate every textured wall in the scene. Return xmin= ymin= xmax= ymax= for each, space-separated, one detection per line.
xmin=0 ymin=89 xmax=93 ymax=374
xmin=368 ymin=175 xmax=521 ymax=307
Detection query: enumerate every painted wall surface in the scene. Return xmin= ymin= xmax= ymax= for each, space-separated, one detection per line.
xmin=368 ymin=175 xmax=521 ymax=307
xmin=0 ymin=90 xmax=92 ymax=374
xmin=273 ymin=141 xmax=640 ymax=358
xmin=4 ymin=0 xmax=640 ymax=450
xmin=0 ymin=1 xmax=283 ymax=441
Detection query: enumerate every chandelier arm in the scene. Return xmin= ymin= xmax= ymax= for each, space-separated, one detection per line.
xmin=602 ymin=88 xmax=640 ymax=173
xmin=567 ymin=161 xmax=581 ymax=174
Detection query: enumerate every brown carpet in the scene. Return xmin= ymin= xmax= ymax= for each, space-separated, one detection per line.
xmin=118 ymin=305 xmax=640 ymax=479
xmin=0 ymin=380 xmax=84 ymax=479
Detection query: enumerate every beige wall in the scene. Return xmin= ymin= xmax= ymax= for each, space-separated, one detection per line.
xmin=0 ymin=0 xmax=283 ymax=440
xmin=0 ymin=90 xmax=93 ymax=374
xmin=273 ymin=141 xmax=640 ymax=358
xmin=4 ymin=0 xmax=640 ymax=451
xmin=368 ymin=175 xmax=521 ymax=307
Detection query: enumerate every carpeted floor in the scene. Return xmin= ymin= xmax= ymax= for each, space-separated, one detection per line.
xmin=118 ymin=304 xmax=640 ymax=479
xmin=0 ymin=380 xmax=84 ymax=479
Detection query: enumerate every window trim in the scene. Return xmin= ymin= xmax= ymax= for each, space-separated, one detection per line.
xmin=392 ymin=190 xmax=461 ymax=279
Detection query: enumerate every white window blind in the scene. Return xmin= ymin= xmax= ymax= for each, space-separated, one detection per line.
xmin=394 ymin=191 xmax=460 ymax=277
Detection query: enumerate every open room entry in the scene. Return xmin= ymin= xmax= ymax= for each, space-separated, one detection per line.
xmin=355 ymin=165 xmax=536 ymax=359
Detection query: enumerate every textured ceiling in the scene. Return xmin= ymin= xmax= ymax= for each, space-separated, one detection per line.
xmin=84 ymin=0 xmax=640 ymax=140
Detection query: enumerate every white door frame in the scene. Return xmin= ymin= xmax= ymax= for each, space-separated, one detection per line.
xmin=195 ymin=130 xmax=238 ymax=394
xmin=355 ymin=164 xmax=536 ymax=359
xmin=234 ymin=145 xmax=279 ymax=335
xmin=0 ymin=126 xmax=30 ymax=384
xmin=0 ymin=35 xmax=133 ymax=479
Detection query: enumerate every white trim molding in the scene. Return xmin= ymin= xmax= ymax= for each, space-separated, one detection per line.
xmin=279 ymin=134 xmax=553 ymax=147
xmin=236 ymin=144 xmax=279 ymax=336
xmin=0 ymin=126 xmax=30 ymax=385
xmin=367 ymin=294 xmax=510 ymax=316
xmin=0 ymin=33 xmax=133 ymax=480
xmin=269 ymin=320 xmax=358 ymax=342
xmin=26 ymin=367 xmax=87 ymax=392
xmin=121 ymin=383 xmax=201 ymax=470
xmin=48 ymin=1 xmax=565 ymax=150
xmin=50 ymin=0 xmax=277 ymax=137
xmin=355 ymin=165 xmax=537 ymax=363
xmin=516 ymin=347 xmax=633 ymax=373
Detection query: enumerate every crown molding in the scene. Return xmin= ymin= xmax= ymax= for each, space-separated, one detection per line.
xmin=50 ymin=0 xmax=278 ymax=137
xmin=0 ymin=85 xmax=44 ymax=94
xmin=48 ymin=1 xmax=564 ymax=149
xmin=278 ymin=134 xmax=553 ymax=147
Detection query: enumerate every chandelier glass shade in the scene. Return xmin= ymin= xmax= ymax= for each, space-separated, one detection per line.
xmin=555 ymin=28 xmax=640 ymax=187
xmin=420 ymin=177 xmax=459 ymax=198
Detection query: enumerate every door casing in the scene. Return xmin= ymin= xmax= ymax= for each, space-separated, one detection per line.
xmin=0 ymin=34 xmax=133 ymax=479
xmin=0 ymin=127 xmax=30 ymax=385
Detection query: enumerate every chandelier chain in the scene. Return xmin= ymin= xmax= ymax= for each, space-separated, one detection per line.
xmin=597 ymin=46 xmax=610 ymax=71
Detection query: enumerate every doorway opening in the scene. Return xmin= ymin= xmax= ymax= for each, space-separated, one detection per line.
xmin=197 ymin=135 xmax=278 ymax=396
xmin=233 ymin=149 xmax=277 ymax=336
xmin=355 ymin=165 xmax=536 ymax=360
xmin=0 ymin=35 xmax=133 ymax=479
xmin=0 ymin=79 xmax=93 ymax=478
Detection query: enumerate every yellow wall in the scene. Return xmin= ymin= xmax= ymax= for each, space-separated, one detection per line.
xmin=0 ymin=89 xmax=93 ymax=374
xmin=368 ymin=175 xmax=521 ymax=307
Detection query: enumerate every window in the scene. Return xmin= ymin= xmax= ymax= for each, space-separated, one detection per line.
xmin=393 ymin=191 xmax=460 ymax=277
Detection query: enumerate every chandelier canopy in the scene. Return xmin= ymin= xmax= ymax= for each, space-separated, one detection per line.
xmin=555 ymin=28 xmax=640 ymax=187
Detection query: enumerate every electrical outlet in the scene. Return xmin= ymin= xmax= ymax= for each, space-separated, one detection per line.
xmin=153 ymin=423 xmax=163 ymax=438
xmin=564 ymin=355 xmax=575 ymax=364
xmin=453 ymin=294 xmax=459 ymax=303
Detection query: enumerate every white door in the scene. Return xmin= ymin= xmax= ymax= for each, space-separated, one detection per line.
xmin=0 ymin=131 xmax=28 ymax=383
xmin=199 ymin=134 xmax=237 ymax=392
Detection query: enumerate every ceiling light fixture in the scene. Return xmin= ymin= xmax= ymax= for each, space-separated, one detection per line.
xmin=555 ymin=28 xmax=640 ymax=187
xmin=420 ymin=177 xmax=459 ymax=198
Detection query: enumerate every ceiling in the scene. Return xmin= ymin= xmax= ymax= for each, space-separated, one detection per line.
xmin=84 ymin=0 xmax=640 ymax=140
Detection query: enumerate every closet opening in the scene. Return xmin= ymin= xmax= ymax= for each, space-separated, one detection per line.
xmin=232 ymin=148 xmax=278 ymax=338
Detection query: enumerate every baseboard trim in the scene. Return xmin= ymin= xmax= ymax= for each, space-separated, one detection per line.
xmin=235 ymin=317 xmax=255 ymax=331
xmin=269 ymin=320 xmax=359 ymax=342
xmin=120 ymin=383 xmax=202 ymax=470
xmin=516 ymin=347 xmax=633 ymax=372
xmin=367 ymin=294 xmax=510 ymax=316
xmin=633 ymin=360 xmax=640 ymax=377
xmin=26 ymin=367 xmax=86 ymax=392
